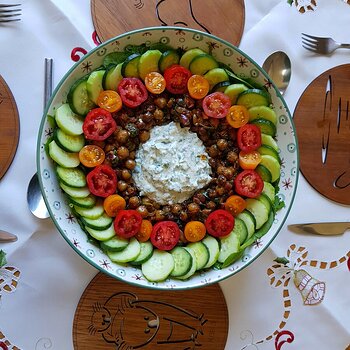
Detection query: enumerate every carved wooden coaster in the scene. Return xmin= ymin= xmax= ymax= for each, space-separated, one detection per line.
xmin=73 ymin=272 xmax=228 ymax=349
xmin=0 ymin=75 xmax=20 ymax=180
xmin=293 ymin=64 xmax=350 ymax=205
xmin=91 ymin=0 xmax=245 ymax=45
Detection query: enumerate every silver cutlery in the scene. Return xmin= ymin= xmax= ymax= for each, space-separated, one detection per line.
xmin=0 ymin=229 xmax=18 ymax=243
xmin=0 ymin=3 xmax=21 ymax=23
xmin=288 ymin=222 xmax=349 ymax=236
xmin=302 ymin=33 xmax=350 ymax=55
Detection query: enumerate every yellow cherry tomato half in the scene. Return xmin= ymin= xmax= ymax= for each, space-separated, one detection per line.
xmin=79 ymin=145 xmax=105 ymax=168
xmin=184 ymin=221 xmax=206 ymax=242
xmin=187 ymin=74 xmax=210 ymax=99
xmin=224 ymin=195 xmax=246 ymax=216
xmin=144 ymin=72 xmax=166 ymax=94
xmin=97 ymin=90 xmax=123 ymax=112
xmin=103 ymin=194 xmax=126 ymax=217
xmin=238 ymin=150 xmax=262 ymax=170
xmin=226 ymin=105 xmax=250 ymax=128
xmin=135 ymin=219 xmax=153 ymax=242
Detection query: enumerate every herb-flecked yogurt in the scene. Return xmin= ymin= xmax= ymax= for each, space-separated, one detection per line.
xmin=133 ymin=122 xmax=212 ymax=205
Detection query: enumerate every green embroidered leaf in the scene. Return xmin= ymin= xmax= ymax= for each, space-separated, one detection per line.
xmin=274 ymin=256 xmax=289 ymax=265
xmin=287 ymin=0 xmax=294 ymax=5
xmin=0 ymin=250 xmax=7 ymax=267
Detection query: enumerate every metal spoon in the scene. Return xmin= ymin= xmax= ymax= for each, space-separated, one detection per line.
xmin=27 ymin=58 xmax=53 ymax=219
xmin=262 ymin=51 xmax=291 ymax=95
xmin=0 ymin=229 xmax=18 ymax=243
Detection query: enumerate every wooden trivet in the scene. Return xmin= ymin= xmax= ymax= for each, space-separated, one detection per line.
xmin=293 ymin=64 xmax=350 ymax=205
xmin=91 ymin=0 xmax=245 ymax=46
xmin=73 ymin=273 xmax=228 ymax=349
xmin=0 ymin=75 xmax=20 ymax=180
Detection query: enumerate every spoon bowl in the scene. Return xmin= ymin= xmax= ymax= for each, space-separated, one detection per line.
xmin=27 ymin=172 xmax=50 ymax=219
xmin=262 ymin=51 xmax=291 ymax=95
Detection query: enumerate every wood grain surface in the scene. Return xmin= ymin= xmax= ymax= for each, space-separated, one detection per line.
xmin=91 ymin=0 xmax=245 ymax=45
xmin=293 ymin=64 xmax=350 ymax=205
xmin=0 ymin=75 xmax=20 ymax=180
xmin=73 ymin=272 xmax=228 ymax=349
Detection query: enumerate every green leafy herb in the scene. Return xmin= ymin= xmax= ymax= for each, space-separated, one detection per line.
xmin=0 ymin=250 xmax=7 ymax=267
xmin=273 ymin=195 xmax=286 ymax=212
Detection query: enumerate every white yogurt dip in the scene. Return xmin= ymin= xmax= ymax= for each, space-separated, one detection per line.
xmin=132 ymin=122 xmax=212 ymax=205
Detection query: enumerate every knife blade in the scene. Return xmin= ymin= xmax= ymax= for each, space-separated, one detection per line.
xmin=0 ymin=230 xmax=18 ymax=243
xmin=288 ymin=222 xmax=350 ymax=236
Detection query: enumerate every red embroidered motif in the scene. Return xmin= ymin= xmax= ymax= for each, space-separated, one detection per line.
xmin=275 ymin=330 xmax=294 ymax=350
xmin=0 ymin=341 xmax=8 ymax=350
xmin=92 ymin=31 xmax=101 ymax=46
xmin=71 ymin=47 xmax=88 ymax=62
xmin=347 ymin=256 xmax=350 ymax=271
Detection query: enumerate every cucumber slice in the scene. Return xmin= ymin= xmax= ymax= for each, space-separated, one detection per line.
xmin=256 ymin=164 xmax=272 ymax=182
xmin=69 ymin=194 xmax=96 ymax=209
xmin=186 ymin=242 xmax=209 ymax=271
xmin=175 ymin=247 xmax=197 ymax=280
xmin=81 ymin=213 xmax=113 ymax=231
xmin=159 ymin=49 xmax=180 ymax=72
xmin=129 ymin=241 xmax=154 ymax=265
xmin=249 ymin=105 xmax=277 ymax=125
xmin=67 ymin=75 xmax=95 ymax=116
xmin=202 ymin=235 xmax=220 ymax=269
xmin=189 ymin=53 xmax=219 ymax=75
xmin=60 ymin=182 xmax=90 ymax=198
xmin=179 ymin=48 xmax=205 ymax=69
xmin=257 ymin=193 xmax=273 ymax=214
xmin=48 ymin=141 xmax=80 ymax=168
xmin=100 ymin=235 xmax=129 ymax=252
xmin=138 ymin=49 xmax=162 ymax=80
xmin=231 ymin=217 xmax=248 ymax=245
xmin=224 ymin=83 xmax=249 ymax=104
xmin=203 ymin=68 xmax=229 ymax=90
xmin=54 ymin=128 xmax=85 ymax=153
xmin=141 ymin=250 xmax=174 ymax=282
xmin=258 ymin=144 xmax=281 ymax=163
xmin=212 ymin=81 xmax=231 ymax=92
xmin=56 ymin=166 xmax=86 ymax=188
xmin=108 ymin=237 xmax=141 ymax=263
xmin=262 ymin=181 xmax=276 ymax=202
xmin=74 ymin=200 xmax=104 ymax=219
xmin=259 ymin=155 xmax=281 ymax=183
xmin=261 ymin=133 xmax=279 ymax=151
xmin=86 ymin=223 xmax=116 ymax=241
xmin=86 ymin=70 xmax=105 ymax=104
xmin=236 ymin=88 xmax=270 ymax=109
xmin=218 ymin=230 xmax=240 ymax=264
xmin=55 ymin=103 xmax=84 ymax=136
xmin=122 ymin=53 xmax=141 ymax=78
xmin=103 ymin=63 xmax=123 ymax=91
xmin=245 ymin=198 xmax=269 ymax=229
xmin=170 ymin=246 xmax=193 ymax=277
xmin=250 ymin=118 xmax=276 ymax=136
xmin=237 ymin=210 xmax=256 ymax=240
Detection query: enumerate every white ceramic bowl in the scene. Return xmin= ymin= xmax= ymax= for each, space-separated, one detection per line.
xmin=37 ymin=27 xmax=299 ymax=290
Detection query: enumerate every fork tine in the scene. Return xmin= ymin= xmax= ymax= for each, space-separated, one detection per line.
xmin=301 ymin=37 xmax=318 ymax=45
xmin=0 ymin=9 xmax=21 ymax=14
xmin=302 ymin=44 xmax=318 ymax=53
xmin=0 ymin=18 xmax=21 ymax=23
xmin=0 ymin=13 xmax=21 ymax=18
xmin=302 ymin=40 xmax=318 ymax=49
xmin=301 ymin=33 xmax=322 ymax=40
xmin=0 ymin=4 xmax=21 ymax=8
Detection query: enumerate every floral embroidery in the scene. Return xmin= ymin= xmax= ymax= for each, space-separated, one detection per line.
xmin=287 ymin=0 xmax=350 ymax=12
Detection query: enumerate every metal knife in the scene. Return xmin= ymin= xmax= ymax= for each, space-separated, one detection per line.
xmin=0 ymin=230 xmax=18 ymax=243
xmin=288 ymin=222 xmax=350 ymax=236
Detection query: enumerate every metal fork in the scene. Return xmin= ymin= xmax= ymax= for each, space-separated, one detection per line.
xmin=0 ymin=4 xmax=21 ymax=23
xmin=301 ymin=33 xmax=350 ymax=54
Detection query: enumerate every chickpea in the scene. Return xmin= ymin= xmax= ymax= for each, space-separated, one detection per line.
xmin=179 ymin=210 xmax=188 ymax=221
xmin=206 ymin=201 xmax=216 ymax=210
xmin=223 ymin=167 xmax=235 ymax=180
xmin=154 ymin=97 xmax=167 ymax=109
xmin=155 ymin=210 xmax=165 ymax=221
xmin=116 ymin=129 xmax=129 ymax=144
xmin=188 ymin=202 xmax=200 ymax=215
xmin=129 ymin=151 xmax=136 ymax=160
xmin=136 ymin=205 xmax=149 ymax=218
xmin=117 ymin=180 xmax=128 ymax=192
xmin=171 ymin=204 xmax=182 ymax=215
xmin=117 ymin=146 xmax=129 ymax=160
xmin=217 ymin=138 xmax=228 ymax=151
xmin=153 ymin=108 xmax=164 ymax=122
xmin=208 ymin=144 xmax=219 ymax=158
xmin=125 ymin=185 xmax=137 ymax=196
xmin=128 ymin=196 xmax=141 ymax=209
xmin=142 ymin=111 xmax=153 ymax=123
xmin=125 ymin=159 xmax=136 ymax=170
xmin=139 ymin=130 xmax=150 ymax=143
xmin=227 ymin=150 xmax=238 ymax=164
xmin=216 ymin=186 xmax=225 ymax=196
xmin=121 ymin=169 xmax=132 ymax=181
xmin=217 ymin=165 xmax=226 ymax=176
xmin=217 ymin=174 xmax=227 ymax=186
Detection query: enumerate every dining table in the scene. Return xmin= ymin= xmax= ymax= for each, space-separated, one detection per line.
xmin=0 ymin=0 xmax=349 ymax=349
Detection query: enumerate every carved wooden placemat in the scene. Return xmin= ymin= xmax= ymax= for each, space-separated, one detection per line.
xmin=0 ymin=75 xmax=20 ymax=180
xmin=73 ymin=272 xmax=228 ymax=349
xmin=293 ymin=64 xmax=350 ymax=205
xmin=91 ymin=0 xmax=245 ymax=46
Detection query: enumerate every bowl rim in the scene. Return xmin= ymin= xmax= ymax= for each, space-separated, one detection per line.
xmin=37 ymin=26 xmax=299 ymax=290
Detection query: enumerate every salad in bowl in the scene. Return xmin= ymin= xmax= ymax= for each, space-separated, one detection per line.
xmin=38 ymin=27 xmax=298 ymax=290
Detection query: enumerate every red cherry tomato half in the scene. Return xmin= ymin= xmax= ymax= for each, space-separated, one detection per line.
xmin=150 ymin=221 xmax=180 ymax=251
xmin=86 ymin=164 xmax=117 ymax=198
xmin=114 ymin=209 xmax=143 ymax=238
xmin=118 ymin=77 xmax=148 ymax=108
xmin=163 ymin=64 xmax=192 ymax=94
xmin=237 ymin=124 xmax=262 ymax=152
xmin=83 ymin=108 xmax=117 ymax=141
xmin=234 ymin=169 xmax=264 ymax=198
xmin=205 ymin=209 xmax=235 ymax=237
xmin=202 ymin=92 xmax=231 ymax=119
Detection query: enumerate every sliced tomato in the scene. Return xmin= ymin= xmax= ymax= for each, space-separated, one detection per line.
xmin=224 ymin=195 xmax=246 ymax=216
xmin=86 ymin=164 xmax=117 ymax=198
xmin=187 ymin=75 xmax=210 ymax=99
xmin=97 ymin=90 xmax=123 ymax=112
xmin=202 ymin=92 xmax=231 ymax=119
xmin=226 ymin=105 xmax=250 ymax=128
xmin=239 ymin=150 xmax=262 ymax=170
xmin=79 ymin=145 xmax=105 ymax=168
xmin=135 ymin=219 xmax=153 ymax=242
xmin=234 ymin=169 xmax=263 ymax=198
xmin=184 ymin=221 xmax=206 ymax=242
xmin=205 ymin=209 xmax=234 ymax=237
xmin=114 ymin=209 xmax=142 ymax=238
xmin=144 ymin=72 xmax=166 ymax=94
xmin=103 ymin=194 xmax=126 ymax=217
xmin=150 ymin=221 xmax=180 ymax=251
xmin=164 ymin=64 xmax=192 ymax=94
xmin=83 ymin=108 xmax=117 ymax=141
xmin=118 ymin=77 xmax=148 ymax=108
xmin=237 ymin=124 xmax=262 ymax=152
